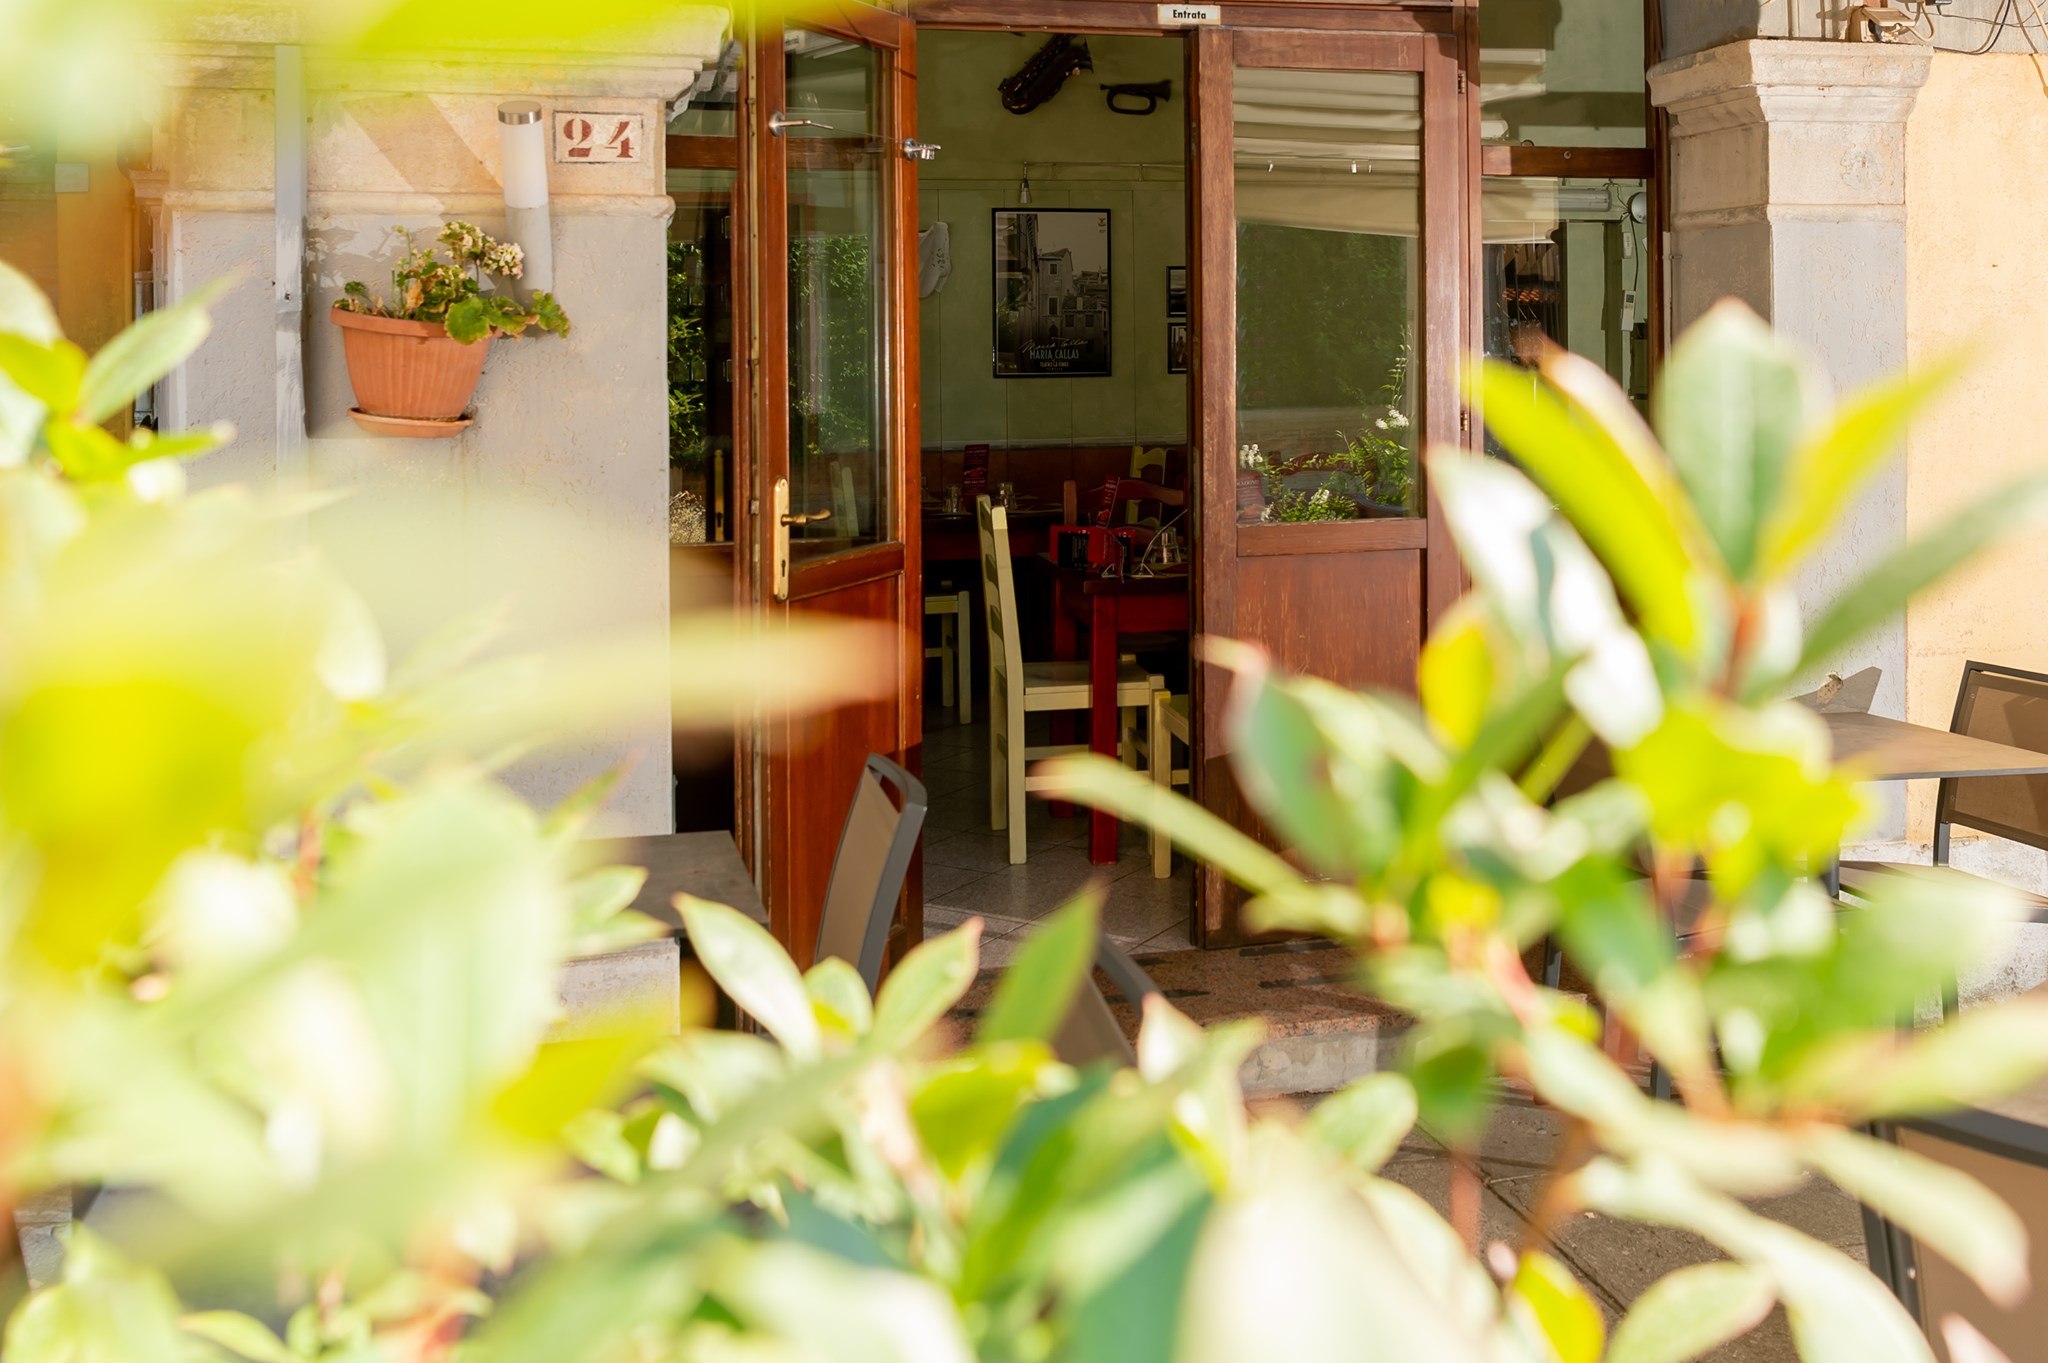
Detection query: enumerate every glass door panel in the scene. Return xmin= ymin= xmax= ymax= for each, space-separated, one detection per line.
xmin=785 ymin=30 xmax=888 ymax=558
xmin=1233 ymin=68 xmax=1421 ymax=525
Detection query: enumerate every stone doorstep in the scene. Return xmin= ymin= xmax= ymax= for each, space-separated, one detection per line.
xmin=952 ymin=939 xmax=1413 ymax=1099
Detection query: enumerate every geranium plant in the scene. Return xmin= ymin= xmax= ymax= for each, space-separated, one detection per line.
xmin=335 ymin=222 xmax=570 ymax=344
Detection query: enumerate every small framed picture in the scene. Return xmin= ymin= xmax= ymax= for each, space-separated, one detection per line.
xmin=1166 ymin=320 xmax=1189 ymax=375
xmin=1165 ymin=266 xmax=1188 ymax=319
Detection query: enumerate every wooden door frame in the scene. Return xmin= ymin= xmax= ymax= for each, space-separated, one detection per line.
xmin=1187 ymin=17 xmax=1474 ymax=945
xmin=741 ymin=3 xmax=925 ymax=961
xmin=911 ymin=2 xmax=1482 ymax=946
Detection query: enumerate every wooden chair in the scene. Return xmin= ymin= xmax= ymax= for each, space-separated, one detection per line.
xmin=922 ymin=590 xmax=972 ymax=724
xmin=1837 ymin=660 xmax=2048 ymax=918
xmin=1148 ymin=692 xmax=1190 ymax=877
xmin=978 ymin=497 xmax=1164 ymax=865
xmin=814 ymin=754 xmax=928 ymax=991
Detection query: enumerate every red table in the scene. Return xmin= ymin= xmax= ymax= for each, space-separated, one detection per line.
xmin=1036 ymin=557 xmax=1191 ymax=864
xmin=921 ymin=505 xmax=1060 ymax=562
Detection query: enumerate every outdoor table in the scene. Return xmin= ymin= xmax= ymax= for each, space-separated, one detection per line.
xmin=1817 ymin=711 xmax=2048 ymax=895
xmin=1035 ymin=556 xmax=1191 ymax=865
xmin=1823 ymin=709 xmax=2048 ymax=782
xmin=583 ymin=829 xmax=767 ymax=931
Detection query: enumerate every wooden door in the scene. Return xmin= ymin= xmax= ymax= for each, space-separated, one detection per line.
xmin=1187 ymin=22 xmax=1471 ymax=945
xmin=745 ymin=4 xmax=923 ymax=965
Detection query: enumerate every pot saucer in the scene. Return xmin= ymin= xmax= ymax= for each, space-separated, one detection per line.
xmin=348 ymin=408 xmax=475 ymax=438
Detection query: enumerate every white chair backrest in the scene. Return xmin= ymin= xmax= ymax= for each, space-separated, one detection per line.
xmin=976 ymin=497 xmax=1024 ymax=721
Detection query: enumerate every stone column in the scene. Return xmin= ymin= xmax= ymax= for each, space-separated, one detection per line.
xmin=1650 ymin=40 xmax=1930 ymax=836
xmin=153 ymin=14 xmax=727 ymax=834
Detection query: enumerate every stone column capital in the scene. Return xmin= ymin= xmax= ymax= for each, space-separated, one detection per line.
xmin=1650 ymin=38 xmax=1933 ymax=132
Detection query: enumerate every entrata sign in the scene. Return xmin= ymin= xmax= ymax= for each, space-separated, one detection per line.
xmin=1157 ymin=2 xmax=1221 ymax=23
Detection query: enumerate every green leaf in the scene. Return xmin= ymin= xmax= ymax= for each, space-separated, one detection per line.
xmin=43 ymin=419 xmax=141 ymax=480
xmin=0 ymin=256 xmax=62 ymax=342
xmin=677 ymin=896 xmax=820 ymax=1059
xmin=1303 ymin=1072 xmax=1417 ymax=1174
xmin=1510 ymin=1251 xmax=1604 ymax=1363
xmin=1032 ymin=753 xmax=1305 ymax=899
xmin=1606 ymin=1263 xmax=1777 ymax=1363
xmin=3 ymin=1230 xmax=190 ymax=1363
xmin=1180 ymin=1133 xmax=1496 ymax=1363
xmin=125 ymin=423 xmax=233 ymax=464
xmin=443 ymin=296 xmax=493 ymax=344
xmin=1475 ymin=353 xmax=1704 ymax=651
xmin=804 ymin=955 xmax=873 ymax=1036
xmin=713 ymin=1240 xmax=975 ymax=1363
xmin=871 ymin=919 xmax=982 ymax=1047
xmin=1789 ymin=995 xmax=2048 ymax=1122
xmin=0 ymin=333 xmax=86 ymax=412
xmin=563 ymin=1109 xmax=643 ymax=1184
xmin=1799 ymin=475 xmax=2048 ymax=678
xmin=77 ymin=280 xmax=225 ymax=423
xmin=530 ymin=291 xmax=571 ymax=336
xmin=0 ymin=262 xmax=60 ymax=464
xmin=910 ymin=1041 xmax=1051 ymax=1181
xmin=1577 ymin=1157 xmax=1936 ymax=1363
xmin=1801 ymin=1127 xmax=2027 ymax=1308
xmin=979 ymin=895 xmax=1101 ymax=1046
xmin=1759 ymin=354 xmax=1961 ymax=580
xmin=1653 ymin=299 xmax=1817 ymax=581
xmin=180 ymin=1312 xmax=296 ymax=1363
xmin=1408 ymin=1034 xmax=1497 ymax=1149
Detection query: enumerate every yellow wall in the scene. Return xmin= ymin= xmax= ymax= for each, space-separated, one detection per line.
xmin=1903 ymin=54 xmax=2048 ymax=834
xmin=53 ymin=141 xmax=135 ymax=357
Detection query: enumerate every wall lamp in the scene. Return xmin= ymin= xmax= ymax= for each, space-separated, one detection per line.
xmin=498 ymin=101 xmax=553 ymax=298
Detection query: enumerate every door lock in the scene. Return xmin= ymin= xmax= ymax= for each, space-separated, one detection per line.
xmin=771 ymin=478 xmax=834 ymax=600
xmin=901 ymin=138 xmax=941 ymax=161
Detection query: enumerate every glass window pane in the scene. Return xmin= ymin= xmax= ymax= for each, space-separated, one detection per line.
xmin=1234 ymin=67 xmax=1420 ymax=525
xmin=1481 ymin=0 xmax=1646 ymax=148
xmin=667 ymin=169 xmax=736 ymax=545
xmin=668 ymin=38 xmax=739 ymax=138
xmin=1481 ymin=175 xmax=1650 ymax=458
xmin=786 ymin=30 xmax=888 ymax=557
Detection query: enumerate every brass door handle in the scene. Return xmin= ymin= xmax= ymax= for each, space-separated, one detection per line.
xmin=779 ymin=508 xmax=832 ymax=526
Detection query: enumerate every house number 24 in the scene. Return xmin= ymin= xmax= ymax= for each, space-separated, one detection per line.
xmin=553 ymin=112 xmax=645 ymax=164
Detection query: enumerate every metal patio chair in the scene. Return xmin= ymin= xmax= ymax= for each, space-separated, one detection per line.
xmin=1053 ymin=935 xmax=1163 ymax=1068
xmin=1836 ymin=660 xmax=2048 ymax=937
xmin=814 ymin=753 xmax=929 ymax=992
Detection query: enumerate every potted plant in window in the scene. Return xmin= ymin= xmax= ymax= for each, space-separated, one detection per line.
xmin=331 ymin=222 xmax=570 ymax=437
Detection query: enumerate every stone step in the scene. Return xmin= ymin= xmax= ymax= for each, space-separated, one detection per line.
xmin=954 ymin=937 xmax=1410 ymax=1098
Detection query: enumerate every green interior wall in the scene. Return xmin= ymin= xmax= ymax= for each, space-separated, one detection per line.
xmin=916 ymin=31 xmax=1188 ymax=450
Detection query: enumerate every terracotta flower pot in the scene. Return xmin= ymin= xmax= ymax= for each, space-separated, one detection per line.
xmin=331 ymin=308 xmax=491 ymax=434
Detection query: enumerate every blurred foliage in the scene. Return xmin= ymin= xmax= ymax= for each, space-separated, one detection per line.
xmin=7 ymin=3 xmax=2048 ymax=1351
xmin=1042 ymin=303 xmax=2048 ymax=1362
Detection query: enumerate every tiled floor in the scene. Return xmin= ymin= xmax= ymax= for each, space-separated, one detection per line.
xmin=919 ymin=704 xmax=1195 ymax=966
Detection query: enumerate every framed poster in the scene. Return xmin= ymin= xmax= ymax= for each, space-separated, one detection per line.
xmin=993 ymin=208 xmax=1112 ymax=377
xmin=1166 ymin=319 xmax=1189 ymax=375
xmin=1165 ymin=265 xmax=1188 ymax=318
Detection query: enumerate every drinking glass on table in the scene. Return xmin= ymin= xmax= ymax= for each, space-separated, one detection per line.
xmin=998 ymin=481 xmax=1015 ymax=508
xmin=943 ymin=483 xmax=963 ymax=514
